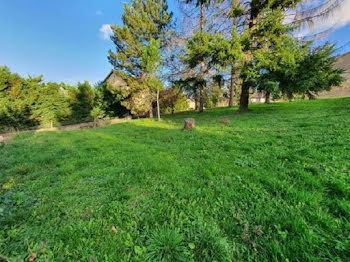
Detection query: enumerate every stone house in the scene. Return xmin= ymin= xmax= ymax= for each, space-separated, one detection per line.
xmin=318 ymin=51 xmax=350 ymax=98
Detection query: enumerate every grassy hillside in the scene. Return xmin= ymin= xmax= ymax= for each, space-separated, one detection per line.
xmin=1 ymin=98 xmax=350 ymax=261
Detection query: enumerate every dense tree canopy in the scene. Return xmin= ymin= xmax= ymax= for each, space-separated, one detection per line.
xmin=0 ymin=67 xmax=105 ymax=132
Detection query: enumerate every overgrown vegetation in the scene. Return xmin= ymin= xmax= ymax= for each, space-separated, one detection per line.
xmin=1 ymin=98 xmax=349 ymax=261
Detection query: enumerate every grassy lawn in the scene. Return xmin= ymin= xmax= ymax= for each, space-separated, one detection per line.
xmin=1 ymin=98 xmax=350 ymax=261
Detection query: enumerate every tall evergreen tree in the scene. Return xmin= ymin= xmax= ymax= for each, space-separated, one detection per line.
xmin=31 ymin=82 xmax=71 ymax=127
xmin=183 ymin=0 xmax=213 ymax=113
xmin=108 ymin=0 xmax=172 ymax=117
xmin=279 ymin=43 xmax=345 ymax=99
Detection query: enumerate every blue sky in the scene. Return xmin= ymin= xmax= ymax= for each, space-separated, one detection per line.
xmin=0 ymin=0 xmax=349 ymax=85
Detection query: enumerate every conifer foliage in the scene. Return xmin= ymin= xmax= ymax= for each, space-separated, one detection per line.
xmin=108 ymin=0 xmax=172 ymax=117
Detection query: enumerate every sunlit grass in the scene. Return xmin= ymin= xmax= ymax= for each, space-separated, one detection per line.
xmin=1 ymin=98 xmax=350 ymax=261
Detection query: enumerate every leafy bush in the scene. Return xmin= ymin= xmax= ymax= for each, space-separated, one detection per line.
xmin=160 ymin=87 xmax=189 ymax=114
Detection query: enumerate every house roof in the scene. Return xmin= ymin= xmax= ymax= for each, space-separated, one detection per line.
xmin=103 ymin=70 xmax=128 ymax=88
xmin=102 ymin=70 xmax=115 ymax=83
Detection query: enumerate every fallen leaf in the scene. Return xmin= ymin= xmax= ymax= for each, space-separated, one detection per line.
xmin=29 ymin=253 xmax=37 ymax=262
xmin=111 ymin=226 xmax=118 ymax=234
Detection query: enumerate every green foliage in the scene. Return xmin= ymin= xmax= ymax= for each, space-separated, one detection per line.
xmin=0 ymin=67 xmax=38 ymax=130
xmin=30 ymin=82 xmax=71 ymax=127
xmin=160 ymin=87 xmax=189 ymax=114
xmin=73 ymin=81 xmax=95 ymax=120
xmin=186 ymin=32 xmax=243 ymax=70
xmin=95 ymin=81 xmax=130 ymax=118
xmin=279 ymin=43 xmax=345 ymax=97
xmin=108 ymin=0 xmax=172 ymax=116
xmin=141 ymin=38 xmax=163 ymax=96
xmin=90 ymin=107 xmax=105 ymax=122
xmin=205 ymin=84 xmax=225 ymax=108
xmin=234 ymin=7 xmax=344 ymax=103
xmin=141 ymin=39 xmax=162 ymax=76
xmin=1 ymin=98 xmax=350 ymax=261
xmin=0 ymin=67 xmax=111 ymax=131
xmin=0 ymin=67 xmax=76 ymax=131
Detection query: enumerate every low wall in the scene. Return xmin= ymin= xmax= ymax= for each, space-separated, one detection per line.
xmin=0 ymin=117 xmax=131 ymax=144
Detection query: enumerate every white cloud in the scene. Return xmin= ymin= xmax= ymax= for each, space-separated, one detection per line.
xmin=96 ymin=10 xmax=103 ymax=16
xmin=321 ymin=0 xmax=350 ymax=30
xmin=99 ymin=24 xmax=113 ymax=40
xmin=293 ymin=0 xmax=350 ymax=38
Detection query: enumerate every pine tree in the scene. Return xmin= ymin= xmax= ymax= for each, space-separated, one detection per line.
xmin=31 ymin=82 xmax=71 ymax=127
xmin=279 ymin=43 xmax=345 ymax=99
xmin=183 ymin=0 xmax=213 ymax=113
xmin=108 ymin=0 xmax=172 ymax=117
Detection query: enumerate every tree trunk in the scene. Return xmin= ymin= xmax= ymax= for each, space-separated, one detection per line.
xmin=239 ymin=15 xmax=257 ymax=113
xmin=265 ymin=91 xmax=271 ymax=104
xmin=239 ymin=83 xmax=249 ymax=112
xmin=307 ymin=91 xmax=316 ymax=100
xmin=199 ymin=3 xmax=205 ymax=113
xmin=194 ymin=90 xmax=199 ymax=111
xmin=157 ymin=88 xmax=161 ymax=121
xmin=229 ymin=66 xmax=235 ymax=107
xmin=229 ymin=6 xmax=238 ymax=108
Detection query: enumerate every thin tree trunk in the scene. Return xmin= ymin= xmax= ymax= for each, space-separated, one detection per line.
xmin=199 ymin=3 xmax=205 ymax=113
xmin=265 ymin=91 xmax=271 ymax=104
xmin=194 ymin=90 xmax=199 ymax=111
xmin=229 ymin=66 xmax=235 ymax=107
xmin=229 ymin=7 xmax=238 ymax=108
xmin=307 ymin=90 xmax=316 ymax=100
xmin=157 ymin=88 xmax=161 ymax=121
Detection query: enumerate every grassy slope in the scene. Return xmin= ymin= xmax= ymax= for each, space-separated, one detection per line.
xmin=1 ymin=98 xmax=350 ymax=261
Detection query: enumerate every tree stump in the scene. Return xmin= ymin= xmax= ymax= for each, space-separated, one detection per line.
xmin=184 ymin=118 xmax=195 ymax=130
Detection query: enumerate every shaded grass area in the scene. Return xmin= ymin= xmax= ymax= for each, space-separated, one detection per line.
xmin=1 ymin=98 xmax=350 ymax=261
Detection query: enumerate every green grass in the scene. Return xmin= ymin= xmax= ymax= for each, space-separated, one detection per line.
xmin=1 ymin=98 xmax=350 ymax=261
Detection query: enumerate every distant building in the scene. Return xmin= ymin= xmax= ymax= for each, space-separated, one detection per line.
xmin=104 ymin=71 xmax=196 ymax=115
xmin=102 ymin=71 xmax=131 ymax=117
xmin=250 ymin=92 xmax=266 ymax=103
xmin=103 ymin=71 xmax=128 ymax=89
xmin=318 ymin=52 xmax=350 ymax=98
